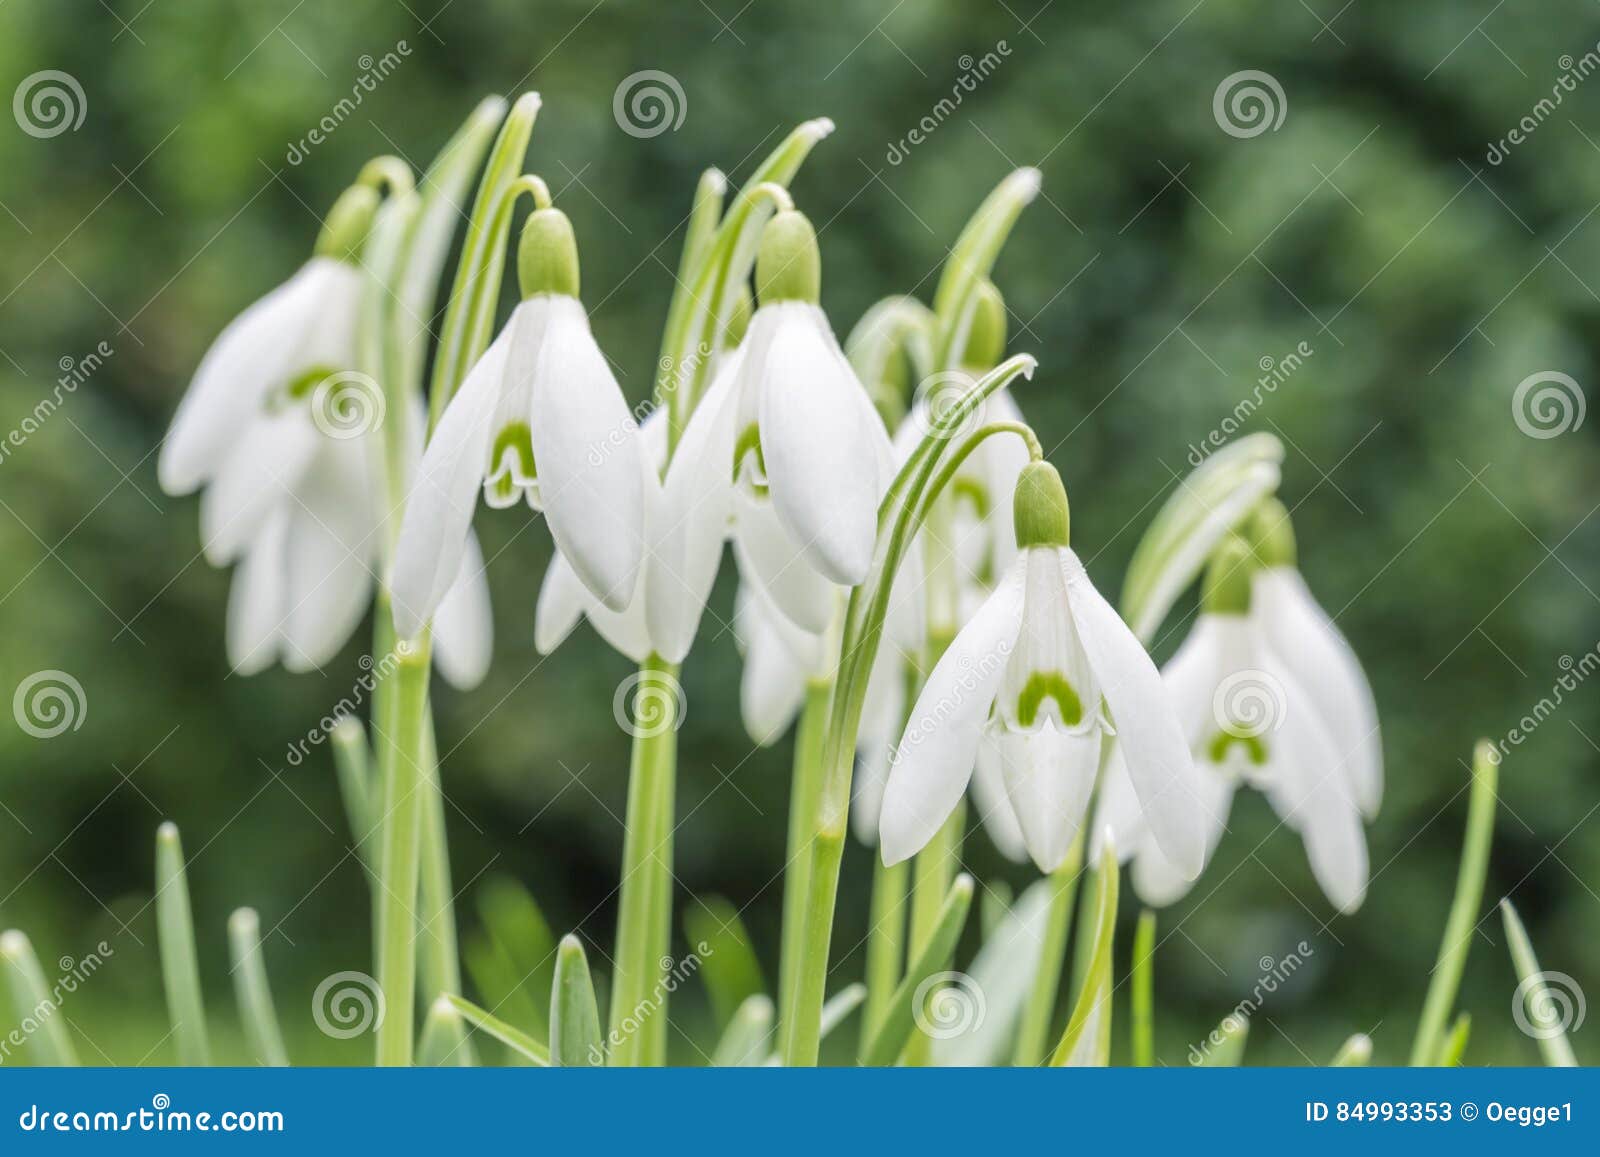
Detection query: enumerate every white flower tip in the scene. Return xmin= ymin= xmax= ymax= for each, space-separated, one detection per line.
xmin=390 ymin=601 xmax=427 ymax=648
xmin=330 ymin=715 xmax=363 ymax=743
xmin=156 ymin=820 xmax=180 ymax=844
xmin=228 ymin=907 xmax=259 ymax=936
xmin=0 ymin=929 xmax=28 ymax=959
xmin=951 ymin=873 xmax=975 ymax=902
xmin=1099 ymin=824 xmax=1117 ymax=862
xmin=516 ymin=91 xmax=543 ymax=114
xmin=801 ymin=117 xmax=835 ymax=141
xmin=704 ymin=168 xmax=728 ymax=194
xmin=1008 ymin=167 xmax=1043 ymax=201
xmin=878 ymin=821 xmax=917 ymax=868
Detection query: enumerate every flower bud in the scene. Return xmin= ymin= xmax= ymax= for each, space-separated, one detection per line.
xmin=1013 ymin=460 xmax=1070 ymax=549
xmin=756 ymin=210 xmax=821 ymax=305
xmin=961 ymin=279 xmax=1007 ymax=370
xmin=1201 ymin=534 xmax=1256 ymax=615
xmin=518 ymin=207 xmax=581 ymax=299
xmin=314 ymin=185 xmax=381 ymax=263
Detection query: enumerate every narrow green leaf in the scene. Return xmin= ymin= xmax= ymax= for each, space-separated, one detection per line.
xmin=155 ymin=822 xmax=211 ymax=1065
xmin=443 ymin=994 xmax=550 ymax=1065
xmin=818 ymin=982 xmax=867 ymax=1043
xmin=862 ymin=856 xmax=908 ymax=1052
xmin=330 ymin=718 xmax=377 ymax=884
xmin=1501 ymin=898 xmax=1579 ymax=1066
xmin=0 ymin=930 xmax=79 ymax=1065
xmin=474 ymin=875 xmax=557 ymax=1038
xmin=1194 ymin=1016 xmax=1249 ymax=1066
xmin=1438 ymin=1012 xmax=1472 ymax=1066
xmin=1120 ymin=434 xmax=1283 ymax=642
xmin=858 ymin=875 xmax=975 ymax=1067
xmin=1131 ymin=909 xmax=1157 ymax=1067
xmin=935 ymin=877 xmax=1056 ymax=1067
xmin=1409 ymin=741 xmax=1498 ymax=1065
xmin=931 ymin=168 xmax=1042 ymax=368
xmin=1331 ymin=1032 xmax=1373 ymax=1066
xmin=550 ymin=935 xmax=603 ymax=1067
xmin=684 ymin=896 xmax=765 ymax=1031
xmin=1049 ymin=843 xmax=1119 ymax=1067
xmin=712 ymin=995 xmax=773 ymax=1067
xmin=417 ymin=996 xmax=472 ymax=1066
xmin=979 ymin=881 xmax=1014 ymax=938
xmin=460 ymin=932 xmax=542 ymax=1061
xmin=227 ymin=908 xmax=287 ymax=1066
xmin=1012 ymin=846 xmax=1083 ymax=1067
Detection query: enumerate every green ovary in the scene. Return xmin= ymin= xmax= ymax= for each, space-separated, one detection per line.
xmin=1015 ymin=671 xmax=1084 ymax=728
xmin=1206 ymin=729 xmax=1268 ymax=767
xmin=487 ymin=421 xmax=537 ymax=501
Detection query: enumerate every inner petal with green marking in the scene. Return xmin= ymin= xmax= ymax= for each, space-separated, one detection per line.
xmin=484 ymin=420 xmax=538 ymax=509
xmin=265 ymin=363 xmax=341 ymax=414
xmin=733 ymin=422 xmax=769 ymax=497
xmin=1204 ymin=728 xmax=1269 ymax=777
xmin=1013 ymin=670 xmax=1086 ymax=730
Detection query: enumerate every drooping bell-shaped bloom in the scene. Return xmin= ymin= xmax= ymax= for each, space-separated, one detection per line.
xmin=880 ymin=463 xmax=1207 ymax=876
xmin=159 ymin=184 xmax=491 ymax=686
xmin=1093 ymin=532 xmax=1371 ymax=913
xmin=648 ymin=210 xmax=895 ymax=661
xmin=392 ymin=207 xmax=648 ymax=640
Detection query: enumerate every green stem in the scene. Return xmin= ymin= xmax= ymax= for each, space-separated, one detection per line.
xmin=777 ymin=678 xmax=832 ymax=1057
xmin=1130 ymin=909 xmax=1157 ymax=1067
xmin=608 ymin=656 xmax=681 ymax=1066
xmin=415 ymin=705 xmax=471 ymax=1065
xmin=862 ymin=855 xmax=907 ymax=1049
xmin=1011 ymin=842 xmax=1084 ymax=1066
xmin=227 ymin=908 xmax=288 ymax=1067
xmin=374 ymin=637 xmax=432 ymax=1066
xmin=155 ymin=822 xmax=211 ymax=1065
xmin=785 ymin=829 xmax=846 ymax=1066
xmin=902 ymin=799 xmax=965 ymax=1064
xmin=1408 ymin=740 xmax=1498 ymax=1066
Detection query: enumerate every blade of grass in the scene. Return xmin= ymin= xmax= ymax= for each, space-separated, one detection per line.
xmin=1500 ymin=898 xmax=1579 ymax=1066
xmin=713 ymin=995 xmax=774 ymax=1067
xmin=417 ymin=996 xmax=472 ymax=1066
xmin=0 ymin=930 xmax=79 ymax=1065
xmin=1194 ymin=1016 xmax=1249 ymax=1066
xmin=858 ymin=874 xmax=974 ymax=1067
xmin=1438 ymin=1013 xmax=1472 ymax=1066
xmin=862 ymin=855 xmax=907 ymax=1050
xmin=550 ymin=935 xmax=603 ymax=1066
xmin=444 ymin=994 xmax=550 ymax=1065
xmin=1012 ymin=841 xmax=1083 ymax=1065
xmin=155 ymin=822 xmax=211 ymax=1065
xmin=1331 ymin=1033 xmax=1373 ymax=1066
xmin=1408 ymin=740 xmax=1498 ymax=1065
xmin=475 ymin=875 xmax=558 ymax=1039
xmin=933 ymin=878 xmax=1055 ymax=1067
xmin=818 ymin=982 xmax=867 ymax=1044
xmin=777 ymin=678 xmax=830 ymax=1057
xmin=227 ymin=909 xmax=287 ymax=1066
xmin=1049 ymin=841 xmax=1119 ymax=1067
xmin=331 ymin=718 xmax=377 ymax=885
xmin=1130 ymin=909 xmax=1157 ymax=1067
xmin=685 ymin=896 xmax=765 ymax=1032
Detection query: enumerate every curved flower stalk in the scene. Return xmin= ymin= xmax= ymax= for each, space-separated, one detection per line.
xmin=391 ymin=202 xmax=650 ymax=638
xmin=880 ymin=462 xmax=1208 ymax=877
xmin=1093 ymin=528 xmax=1373 ymax=913
xmin=845 ymin=294 xmax=936 ymax=429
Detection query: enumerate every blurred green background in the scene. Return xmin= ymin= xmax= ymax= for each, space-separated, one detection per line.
xmin=1 ymin=0 xmax=1597 ymax=1066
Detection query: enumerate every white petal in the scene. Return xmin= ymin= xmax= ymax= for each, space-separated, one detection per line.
xmin=389 ymin=328 xmax=506 ymax=639
xmin=736 ymin=586 xmax=810 ymax=744
xmin=1254 ymin=566 xmax=1382 ymax=817
xmin=534 ymin=549 xmax=587 ymax=656
xmin=879 ymin=556 xmax=1026 ymax=865
xmin=851 ymin=635 xmax=909 ymax=845
xmin=1063 ymin=549 xmax=1207 ymax=878
xmin=432 ymin=531 xmax=494 ymax=690
xmin=159 ymin=259 xmax=338 ymax=495
xmin=647 ymin=349 xmax=741 ymax=663
xmin=971 ymin=733 xmax=1028 ymax=863
xmin=198 ymin=410 xmax=319 ymax=565
xmin=279 ymin=442 xmax=378 ymax=672
xmin=225 ymin=507 xmax=290 ymax=674
xmin=527 ymin=296 xmax=646 ymax=612
xmin=996 ymin=722 xmax=1102 ymax=873
xmin=731 ymin=488 xmax=840 ymax=635
xmin=756 ymin=303 xmax=884 ymax=585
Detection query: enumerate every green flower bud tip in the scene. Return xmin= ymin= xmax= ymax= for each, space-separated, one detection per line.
xmin=1013 ymin=461 xmax=1070 ymax=549
xmin=961 ymin=279 xmax=1007 ymax=370
xmin=1202 ymin=534 xmax=1257 ymax=616
xmin=314 ymin=185 xmax=381 ymax=263
xmin=756 ymin=210 xmax=821 ymax=305
xmin=1246 ymin=497 xmax=1297 ymax=568
xmin=518 ymin=207 xmax=581 ymax=300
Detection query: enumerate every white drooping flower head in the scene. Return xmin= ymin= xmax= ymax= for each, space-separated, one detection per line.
xmin=391 ymin=206 xmax=649 ymax=641
xmin=880 ymin=462 xmax=1209 ymax=876
xmin=1093 ymin=521 xmax=1375 ymax=914
xmin=647 ymin=210 xmax=897 ymax=663
xmin=159 ymin=183 xmax=491 ymax=685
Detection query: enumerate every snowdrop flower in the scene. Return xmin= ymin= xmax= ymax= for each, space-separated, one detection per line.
xmin=648 ymin=210 xmax=895 ymax=659
xmin=1093 ymin=531 xmax=1371 ymax=913
xmin=392 ymin=207 xmax=648 ymax=640
xmin=880 ymin=462 xmax=1207 ymax=876
xmin=158 ymin=184 xmax=491 ymax=685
